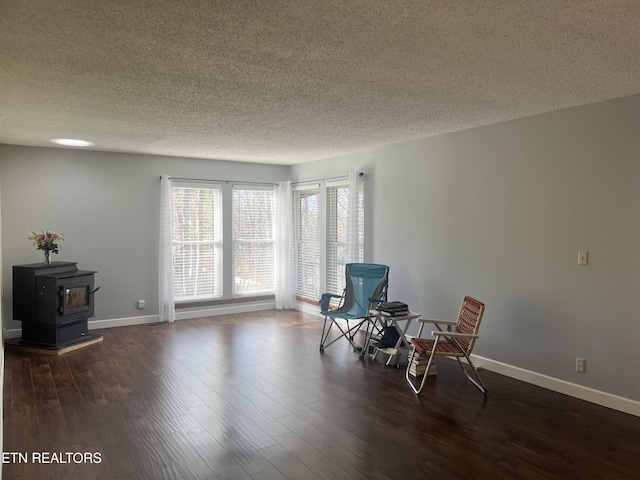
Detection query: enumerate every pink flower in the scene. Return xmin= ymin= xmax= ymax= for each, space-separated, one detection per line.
xmin=27 ymin=229 xmax=64 ymax=253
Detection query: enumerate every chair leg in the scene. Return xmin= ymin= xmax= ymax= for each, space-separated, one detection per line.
xmin=320 ymin=318 xmax=366 ymax=352
xmin=455 ymin=353 xmax=487 ymax=396
xmin=405 ymin=337 xmax=440 ymax=395
xmin=344 ymin=320 xmax=365 ymax=351
xmin=319 ymin=316 xmax=332 ymax=351
xmin=360 ymin=318 xmax=372 ymax=357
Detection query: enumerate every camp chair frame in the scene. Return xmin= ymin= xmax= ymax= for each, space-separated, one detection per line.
xmin=319 ymin=263 xmax=389 ymax=353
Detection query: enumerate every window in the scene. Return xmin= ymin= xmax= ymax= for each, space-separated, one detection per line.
xmin=169 ymin=176 xmax=362 ymax=308
xmin=294 ymin=187 xmax=321 ymax=303
xmin=326 ymin=182 xmax=364 ymax=295
xmin=233 ymin=186 xmax=275 ymax=295
xmin=326 ymin=184 xmax=348 ymax=295
xmin=172 ymin=184 xmax=223 ymax=301
xmin=293 ymin=177 xmax=364 ymax=306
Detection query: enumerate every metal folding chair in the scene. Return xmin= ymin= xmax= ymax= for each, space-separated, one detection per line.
xmin=319 ymin=263 xmax=389 ymax=353
xmin=405 ymin=296 xmax=487 ymax=396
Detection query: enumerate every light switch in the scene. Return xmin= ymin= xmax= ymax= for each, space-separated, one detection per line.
xmin=578 ymin=251 xmax=588 ymax=265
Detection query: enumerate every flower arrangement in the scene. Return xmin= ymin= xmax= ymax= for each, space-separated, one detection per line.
xmin=27 ymin=229 xmax=64 ymax=254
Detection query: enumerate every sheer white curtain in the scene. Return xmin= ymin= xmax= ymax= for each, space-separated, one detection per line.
xmin=274 ymin=181 xmax=295 ymax=309
xmin=159 ymin=175 xmax=175 ymax=322
xmin=345 ymin=171 xmax=363 ymax=263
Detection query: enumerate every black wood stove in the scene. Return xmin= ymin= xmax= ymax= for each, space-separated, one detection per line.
xmin=13 ymin=261 xmax=99 ymax=349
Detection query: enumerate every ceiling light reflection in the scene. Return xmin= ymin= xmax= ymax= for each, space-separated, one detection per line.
xmin=50 ymin=138 xmax=94 ymax=147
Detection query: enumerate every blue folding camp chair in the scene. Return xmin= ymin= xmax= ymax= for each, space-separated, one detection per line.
xmin=319 ymin=263 xmax=389 ymax=353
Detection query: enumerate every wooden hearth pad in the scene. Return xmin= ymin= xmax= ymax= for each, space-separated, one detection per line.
xmin=4 ymin=334 xmax=103 ymax=355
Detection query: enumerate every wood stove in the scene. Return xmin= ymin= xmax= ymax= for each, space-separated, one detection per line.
xmin=13 ymin=261 xmax=99 ymax=349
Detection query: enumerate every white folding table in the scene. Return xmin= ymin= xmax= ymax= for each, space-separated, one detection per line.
xmin=366 ymin=310 xmax=420 ymax=367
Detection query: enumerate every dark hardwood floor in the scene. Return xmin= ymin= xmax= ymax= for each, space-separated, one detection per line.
xmin=4 ymin=310 xmax=640 ymax=479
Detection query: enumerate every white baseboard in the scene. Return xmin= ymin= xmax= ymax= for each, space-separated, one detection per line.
xmin=4 ymin=328 xmax=22 ymax=339
xmin=472 ymin=355 xmax=640 ymax=417
xmin=89 ymin=315 xmax=159 ymax=329
xmin=3 ymin=300 xmax=276 ymax=338
xmin=3 ymin=315 xmax=159 ymax=338
xmin=296 ymin=301 xmax=323 ymax=317
xmin=88 ymin=300 xmax=277 ymax=327
xmin=175 ymin=300 xmax=276 ymax=320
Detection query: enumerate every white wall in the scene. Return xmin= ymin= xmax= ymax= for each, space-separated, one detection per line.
xmin=0 ymin=147 xmax=289 ymax=330
xmin=293 ymin=94 xmax=640 ymax=405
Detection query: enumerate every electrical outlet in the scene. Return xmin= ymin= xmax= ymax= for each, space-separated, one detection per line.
xmin=137 ymin=299 xmax=146 ymax=309
xmin=576 ymin=357 xmax=586 ymax=374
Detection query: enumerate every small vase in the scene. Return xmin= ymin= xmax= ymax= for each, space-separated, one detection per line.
xmin=44 ymin=250 xmax=52 ymax=265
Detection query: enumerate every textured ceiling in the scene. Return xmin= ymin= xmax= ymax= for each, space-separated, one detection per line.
xmin=1 ymin=1 xmax=639 ymax=165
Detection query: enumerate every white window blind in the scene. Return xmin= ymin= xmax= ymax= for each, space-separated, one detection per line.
xmin=233 ymin=186 xmax=275 ymax=295
xmin=327 ymin=182 xmax=364 ymax=296
xmin=326 ymin=184 xmax=348 ymax=295
xmin=172 ymin=184 xmax=223 ymax=300
xmin=294 ymin=187 xmax=321 ymax=303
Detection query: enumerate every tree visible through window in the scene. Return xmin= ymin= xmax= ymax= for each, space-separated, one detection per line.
xmin=327 ymin=182 xmax=364 ymax=297
xmin=233 ymin=187 xmax=275 ymax=295
xmin=171 ymin=177 xmax=362 ymax=306
xmin=294 ymin=179 xmax=364 ymax=305
xmin=172 ymin=185 xmax=223 ymax=300
xmin=327 ymin=185 xmax=348 ymax=295
xmin=294 ymin=188 xmax=321 ymax=303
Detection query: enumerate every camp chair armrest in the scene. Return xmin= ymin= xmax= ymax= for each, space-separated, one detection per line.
xmin=319 ymin=293 xmax=343 ymax=311
xmin=321 ymin=293 xmax=342 ymax=299
xmin=431 ymin=331 xmax=478 ymax=339
xmin=418 ymin=318 xmax=457 ymax=326
xmin=416 ymin=318 xmax=457 ymax=337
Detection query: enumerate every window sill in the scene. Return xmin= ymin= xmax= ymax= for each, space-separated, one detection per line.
xmin=175 ymin=295 xmax=275 ymax=310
